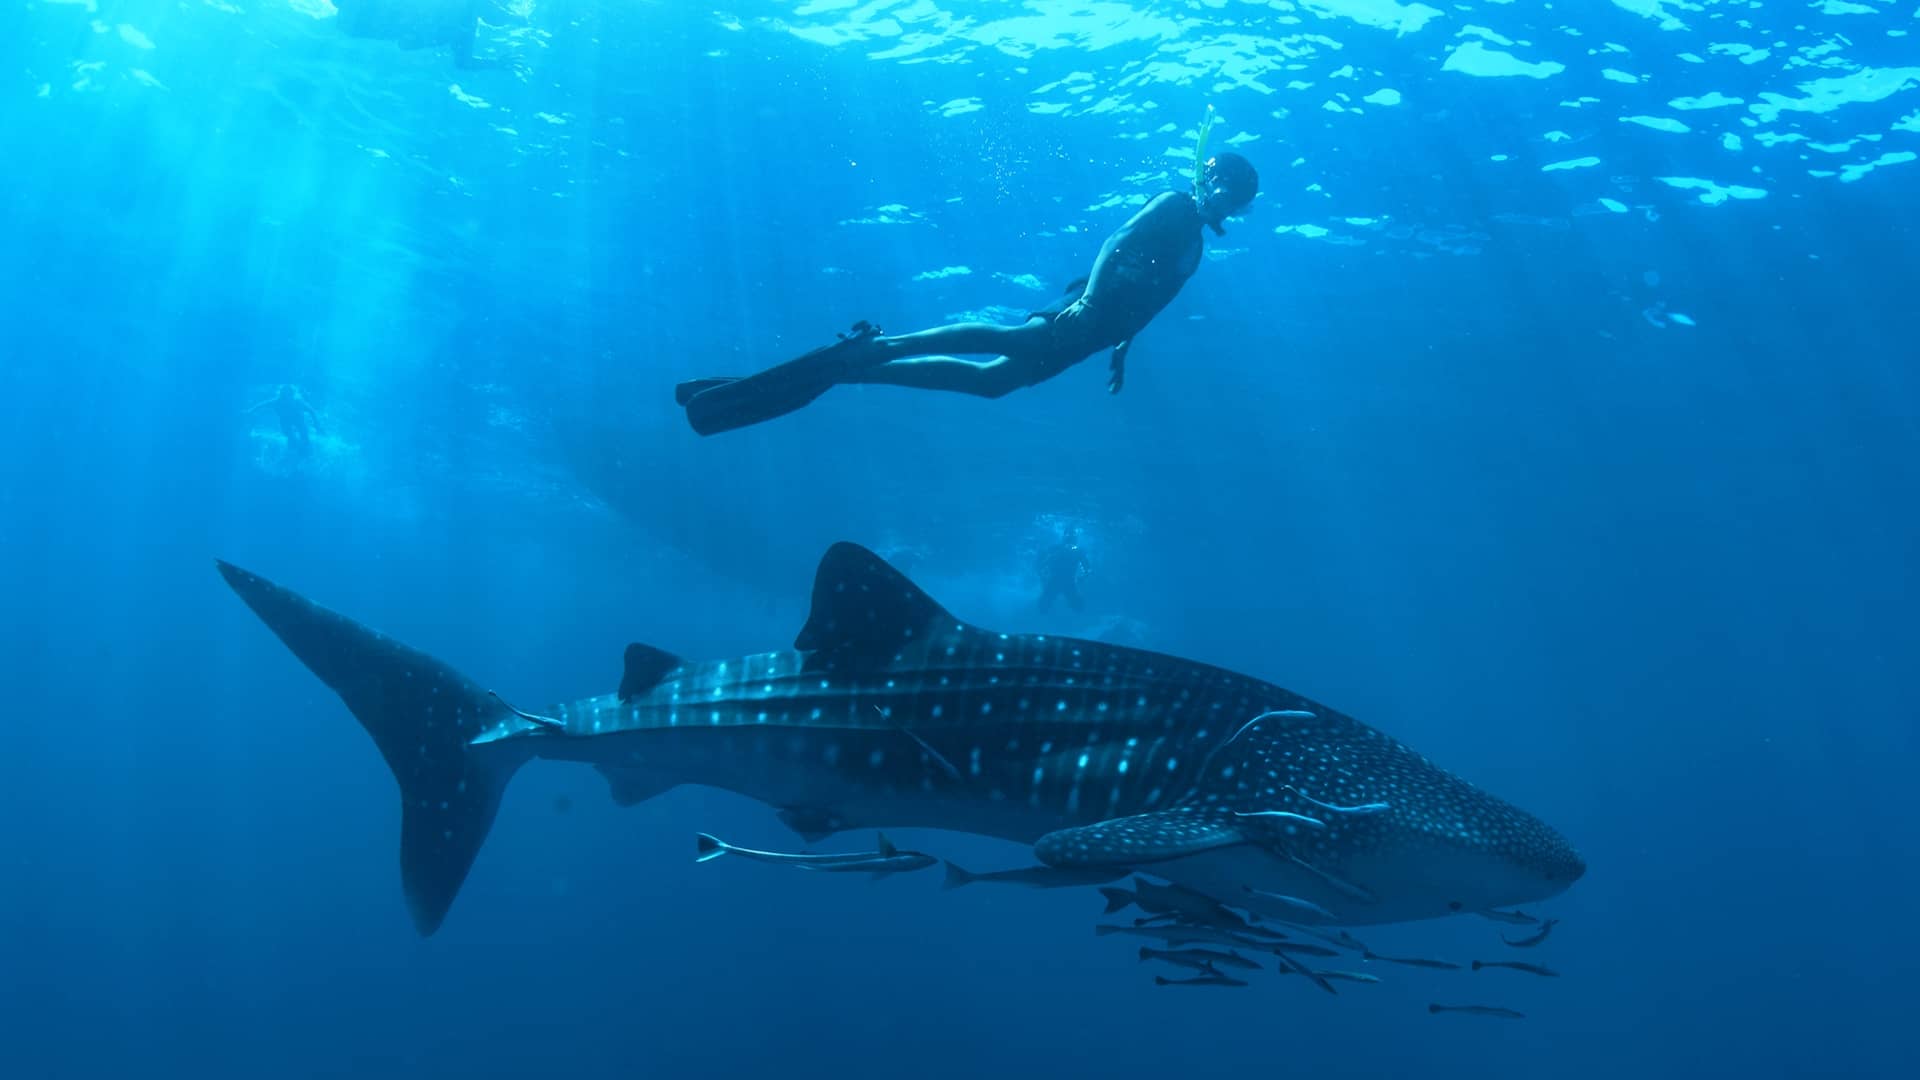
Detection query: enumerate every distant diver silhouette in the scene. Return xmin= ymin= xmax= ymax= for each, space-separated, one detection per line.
xmin=1037 ymin=528 xmax=1091 ymax=614
xmin=247 ymin=384 xmax=321 ymax=455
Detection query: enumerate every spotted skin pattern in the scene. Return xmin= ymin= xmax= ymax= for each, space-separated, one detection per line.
xmin=216 ymin=543 xmax=1584 ymax=936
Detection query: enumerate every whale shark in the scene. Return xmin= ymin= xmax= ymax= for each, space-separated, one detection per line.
xmin=215 ymin=542 xmax=1584 ymax=936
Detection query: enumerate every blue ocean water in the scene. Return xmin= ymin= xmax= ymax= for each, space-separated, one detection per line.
xmin=2 ymin=1 xmax=1916 ymax=1077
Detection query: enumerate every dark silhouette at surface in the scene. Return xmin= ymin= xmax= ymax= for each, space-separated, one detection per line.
xmin=334 ymin=0 xmax=514 ymax=70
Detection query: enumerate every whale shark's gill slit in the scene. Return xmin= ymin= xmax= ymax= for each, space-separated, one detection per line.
xmin=1271 ymin=848 xmax=1377 ymax=905
xmin=1195 ymin=708 xmax=1319 ymax=780
xmin=1283 ymin=785 xmax=1390 ymax=816
xmin=904 ymin=728 xmax=963 ymax=783
xmin=1235 ymin=810 xmax=1327 ymax=830
xmin=870 ymin=705 xmax=963 ymax=784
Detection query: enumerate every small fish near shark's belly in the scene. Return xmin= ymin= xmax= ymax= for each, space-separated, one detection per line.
xmin=1146 ymin=842 xmax=1577 ymax=927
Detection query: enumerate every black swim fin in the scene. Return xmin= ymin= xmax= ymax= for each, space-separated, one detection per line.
xmin=680 ymin=323 xmax=883 ymax=437
xmin=674 ymin=377 xmax=738 ymax=406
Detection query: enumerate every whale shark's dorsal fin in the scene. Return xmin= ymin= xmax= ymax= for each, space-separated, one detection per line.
xmin=795 ymin=542 xmax=962 ymax=668
xmin=618 ymin=643 xmax=682 ymax=702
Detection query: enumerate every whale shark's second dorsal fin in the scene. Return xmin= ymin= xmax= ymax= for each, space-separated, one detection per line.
xmin=618 ymin=643 xmax=683 ymax=702
xmin=795 ymin=542 xmax=962 ymax=669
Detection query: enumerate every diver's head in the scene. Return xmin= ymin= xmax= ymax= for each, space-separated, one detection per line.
xmin=1197 ymin=152 xmax=1258 ymax=233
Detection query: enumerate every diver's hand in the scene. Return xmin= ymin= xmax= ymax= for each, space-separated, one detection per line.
xmin=1051 ymin=297 xmax=1089 ymax=329
xmin=1107 ymin=340 xmax=1131 ymax=395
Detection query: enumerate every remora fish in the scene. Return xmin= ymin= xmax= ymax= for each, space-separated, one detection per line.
xmin=1154 ymin=973 xmax=1248 ymax=988
xmin=1428 ymin=1003 xmax=1525 ymax=1019
xmin=1101 ymin=878 xmax=1245 ymax=925
xmin=1476 ymin=907 xmax=1539 ymax=925
xmin=1270 ymin=948 xmax=1339 ymax=995
xmin=1313 ymin=970 xmax=1381 ymax=984
xmin=695 ymin=831 xmax=934 ymax=874
xmin=1244 ymin=886 xmax=1338 ymax=921
xmin=1096 ymin=924 xmax=1274 ymax=949
xmin=214 ymin=543 xmax=1585 ymax=936
xmin=1364 ymin=950 xmax=1463 ymax=971
xmin=1138 ymin=946 xmax=1262 ymax=972
xmin=1268 ymin=942 xmax=1340 ymax=958
xmin=1502 ymin=918 xmax=1559 ymax=948
xmin=1471 ymin=960 xmax=1559 ymax=977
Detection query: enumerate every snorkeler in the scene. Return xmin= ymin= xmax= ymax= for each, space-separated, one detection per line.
xmin=675 ymin=149 xmax=1261 ymax=436
xmin=1037 ymin=528 xmax=1091 ymax=614
xmin=247 ymin=385 xmax=321 ymax=455
xmin=332 ymin=0 xmax=514 ymax=71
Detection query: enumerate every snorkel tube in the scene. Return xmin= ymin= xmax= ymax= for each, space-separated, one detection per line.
xmin=1192 ymin=105 xmax=1227 ymax=236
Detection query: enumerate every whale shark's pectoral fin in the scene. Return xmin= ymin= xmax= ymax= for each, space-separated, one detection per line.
xmin=1035 ymin=811 xmax=1248 ymax=868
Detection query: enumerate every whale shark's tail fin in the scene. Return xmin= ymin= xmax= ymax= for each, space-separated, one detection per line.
xmin=215 ymin=560 xmax=526 ymax=937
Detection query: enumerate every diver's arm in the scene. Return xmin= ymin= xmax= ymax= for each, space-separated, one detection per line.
xmin=1107 ymin=338 xmax=1130 ymax=395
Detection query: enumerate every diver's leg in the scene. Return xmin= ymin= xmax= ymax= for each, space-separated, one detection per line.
xmin=1066 ymin=584 xmax=1085 ymax=612
xmin=676 ymin=317 xmax=1055 ymax=434
xmin=847 ymin=316 xmax=1077 ymax=398
xmin=874 ymin=320 xmax=1043 ymax=359
xmin=840 ymin=353 xmax=1034 ymax=399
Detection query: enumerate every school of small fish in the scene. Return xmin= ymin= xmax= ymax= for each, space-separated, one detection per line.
xmin=693 ymin=832 xmax=1566 ymax=1020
